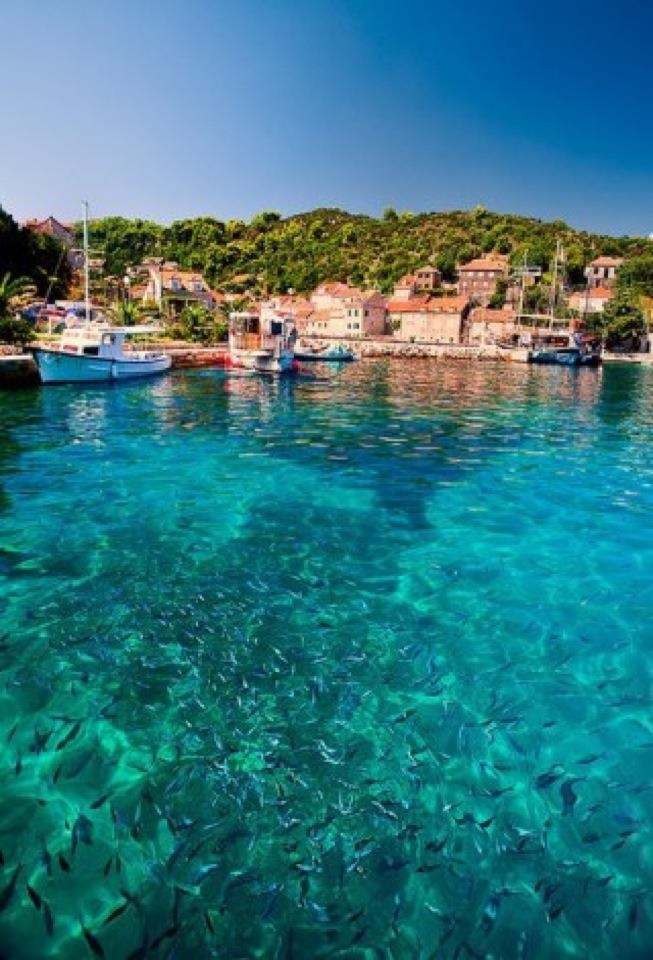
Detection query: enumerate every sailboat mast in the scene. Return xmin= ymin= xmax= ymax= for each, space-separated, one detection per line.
xmin=549 ymin=239 xmax=560 ymax=330
xmin=83 ymin=201 xmax=90 ymax=326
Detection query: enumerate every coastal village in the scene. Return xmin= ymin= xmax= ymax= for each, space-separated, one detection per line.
xmin=19 ymin=215 xmax=636 ymax=359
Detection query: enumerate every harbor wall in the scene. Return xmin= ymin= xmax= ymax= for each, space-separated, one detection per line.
xmin=298 ymin=336 xmax=506 ymax=360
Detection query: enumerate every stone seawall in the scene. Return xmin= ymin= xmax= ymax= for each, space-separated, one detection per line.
xmin=299 ymin=337 xmax=505 ymax=361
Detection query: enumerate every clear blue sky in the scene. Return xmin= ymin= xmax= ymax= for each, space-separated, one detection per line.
xmin=2 ymin=0 xmax=652 ymax=235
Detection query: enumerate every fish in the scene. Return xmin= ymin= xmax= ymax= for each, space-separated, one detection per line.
xmin=547 ymin=903 xmax=565 ymax=922
xmin=560 ymin=778 xmax=583 ymax=816
xmin=535 ymin=768 xmax=564 ymax=790
xmin=56 ymin=720 xmax=82 ymax=751
xmin=43 ymin=900 xmax=55 ymax=935
xmin=0 ymin=865 xmax=22 ymax=911
xmin=577 ymin=752 xmax=604 ymax=766
xmin=102 ymin=901 xmax=129 ymax=925
xmin=350 ymin=926 xmax=367 ymax=945
xmin=71 ymin=815 xmax=94 ymax=856
xmin=81 ymin=923 xmax=105 ymax=958
xmin=30 ymin=728 xmax=53 ymax=755
xmin=58 ymin=853 xmax=71 ymax=873
xmin=628 ymin=898 xmax=639 ymax=931
xmin=90 ymin=792 xmax=112 ymax=810
xmin=426 ymin=837 xmax=447 ymax=854
xmin=26 ymin=884 xmax=42 ymax=911
xmin=192 ymin=862 xmax=221 ymax=885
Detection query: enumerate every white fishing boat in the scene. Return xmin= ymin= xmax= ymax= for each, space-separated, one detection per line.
xmin=32 ymin=202 xmax=171 ymax=385
xmin=228 ymin=311 xmax=297 ymax=374
xmin=32 ymin=326 xmax=172 ymax=383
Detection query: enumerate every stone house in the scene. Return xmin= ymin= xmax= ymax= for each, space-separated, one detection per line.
xmin=457 ymin=254 xmax=510 ymax=306
xmin=23 ymin=215 xmax=84 ymax=269
xmin=568 ymin=287 xmax=615 ymax=314
xmin=468 ymin=307 xmax=517 ymax=344
xmin=307 ymin=283 xmax=387 ymax=338
xmin=387 ymin=295 xmax=470 ymax=343
xmin=585 ymin=256 xmax=623 ymax=289
xmin=138 ymin=259 xmax=220 ymax=316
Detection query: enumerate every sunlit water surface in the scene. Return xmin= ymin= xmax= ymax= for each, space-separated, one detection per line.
xmin=0 ymin=360 xmax=652 ymax=959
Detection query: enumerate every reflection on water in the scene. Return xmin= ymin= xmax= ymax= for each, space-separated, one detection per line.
xmin=0 ymin=361 xmax=652 ymax=959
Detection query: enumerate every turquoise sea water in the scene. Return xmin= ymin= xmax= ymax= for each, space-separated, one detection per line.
xmin=0 ymin=360 xmax=652 ymax=959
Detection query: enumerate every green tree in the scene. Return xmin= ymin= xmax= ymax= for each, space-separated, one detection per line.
xmin=617 ymin=254 xmax=653 ymax=297
xmin=169 ymin=305 xmax=220 ymax=344
xmin=107 ymin=300 xmax=149 ymax=326
xmin=489 ymin=276 xmax=509 ymax=308
xmin=585 ymin=293 xmax=646 ymax=347
xmin=0 ymin=273 xmax=37 ymax=346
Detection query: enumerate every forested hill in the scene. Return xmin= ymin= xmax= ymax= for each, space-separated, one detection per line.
xmin=0 ymin=207 xmax=71 ymax=297
xmin=77 ymin=206 xmax=652 ymax=295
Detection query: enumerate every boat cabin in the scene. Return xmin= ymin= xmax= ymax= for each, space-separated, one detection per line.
xmin=228 ymin=312 xmax=296 ymax=354
xmin=59 ymin=326 xmax=161 ymax=358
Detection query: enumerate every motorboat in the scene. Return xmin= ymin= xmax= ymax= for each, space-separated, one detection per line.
xmin=31 ymin=202 xmax=171 ymax=384
xmin=294 ymin=343 xmax=356 ymax=361
xmin=32 ymin=326 xmax=172 ymax=383
xmin=228 ymin=311 xmax=297 ymax=374
xmin=529 ymin=332 xmax=602 ymax=367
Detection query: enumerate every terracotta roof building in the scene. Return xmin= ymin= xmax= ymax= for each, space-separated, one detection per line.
xmin=585 ymin=256 xmax=623 ymax=289
xmin=468 ymin=307 xmax=517 ymax=344
xmin=137 ymin=259 xmax=220 ymax=316
xmin=457 ymin=254 xmax=510 ymax=306
xmin=569 ymin=286 xmax=615 ymax=314
xmin=307 ymin=282 xmax=387 ymax=338
xmin=387 ymin=295 xmax=470 ymax=343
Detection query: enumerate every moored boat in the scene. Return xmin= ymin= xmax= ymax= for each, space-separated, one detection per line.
xmin=32 ymin=326 xmax=172 ymax=384
xmin=228 ymin=311 xmax=297 ymax=374
xmin=529 ymin=332 xmax=602 ymax=367
xmin=31 ymin=202 xmax=171 ymax=385
xmin=294 ymin=343 xmax=356 ymax=362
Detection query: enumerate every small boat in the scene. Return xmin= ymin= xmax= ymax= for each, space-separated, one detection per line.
xmin=228 ymin=312 xmax=297 ymax=374
xmin=32 ymin=326 xmax=172 ymax=384
xmin=31 ymin=203 xmax=171 ymax=385
xmin=529 ymin=332 xmax=601 ymax=367
xmin=529 ymin=346 xmax=601 ymax=367
xmin=294 ymin=343 xmax=356 ymax=362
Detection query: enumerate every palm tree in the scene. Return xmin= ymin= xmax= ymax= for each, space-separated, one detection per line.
xmin=0 ymin=273 xmax=36 ymax=317
xmin=107 ymin=300 xmax=147 ymax=326
xmin=0 ymin=273 xmax=38 ymax=347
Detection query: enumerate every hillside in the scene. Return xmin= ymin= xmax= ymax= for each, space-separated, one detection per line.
xmin=67 ymin=206 xmax=653 ymax=297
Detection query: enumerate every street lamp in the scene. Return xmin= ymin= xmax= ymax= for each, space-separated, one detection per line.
xmin=123 ymin=275 xmax=131 ymax=303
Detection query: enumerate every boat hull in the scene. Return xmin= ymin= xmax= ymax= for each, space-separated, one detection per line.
xmin=529 ymin=349 xmax=601 ymax=367
xmin=295 ymin=348 xmax=355 ymax=362
xmin=32 ymin=349 xmax=172 ymax=384
xmin=229 ymin=348 xmax=295 ymax=374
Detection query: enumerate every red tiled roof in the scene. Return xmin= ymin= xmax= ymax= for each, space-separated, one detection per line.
xmin=395 ymin=274 xmax=415 ymax=287
xmin=387 ymin=296 xmax=469 ymax=314
xmin=459 ymin=256 xmax=509 ymax=272
xmin=570 ymin=286 xmax=614 ymax=301
xmin=589 ymin=256 xmax=623 ymax=268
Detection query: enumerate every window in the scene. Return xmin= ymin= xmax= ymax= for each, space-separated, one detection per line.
xmin=353 ymin=322 xmax=360 ymax=329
